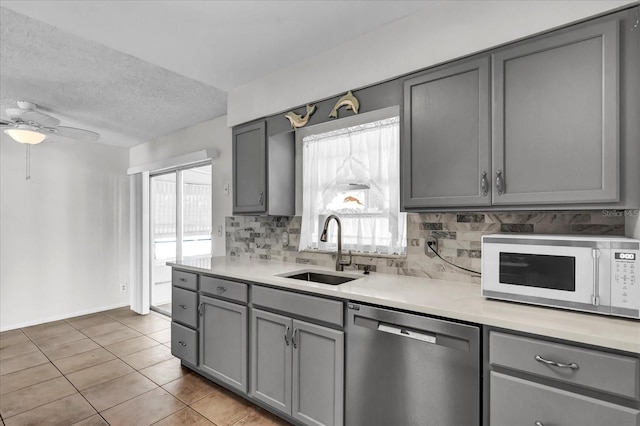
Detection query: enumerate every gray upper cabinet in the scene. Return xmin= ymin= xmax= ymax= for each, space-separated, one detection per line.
xmin=402 ymin=56 xmax=491 ymax=208
xmin=199 ymin=295 xmax=248 ymax=393
xmin=492 ymin=19 xmax=620 ymax=205
xmin=233 ymin=121 xmax=267 ymax=214
xmin=232 ymin=121 xmax=295 ymax=216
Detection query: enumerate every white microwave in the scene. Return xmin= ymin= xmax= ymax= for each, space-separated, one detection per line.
xmin=482 ymin=234 xmax=639 ymax=319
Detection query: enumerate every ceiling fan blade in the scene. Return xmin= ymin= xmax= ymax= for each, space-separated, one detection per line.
xmin=20 ymin=111 xmax=61 ymax=127
xmin=0 ymin=119 xmax=15 ymax=127
xmin=44 ymin=126 xmax=100 ymax=141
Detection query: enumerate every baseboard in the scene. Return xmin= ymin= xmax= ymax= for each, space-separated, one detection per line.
xmin=0 ymin=302 xmax=130 ymax=332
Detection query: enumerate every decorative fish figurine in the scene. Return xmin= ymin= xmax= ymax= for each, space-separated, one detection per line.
xmin=329 ymin=90 xmax=359 ymax=118
xmin=284 ymin=104 xmax=316 ymax=129
xmin=344 ymin=195 xmax=363 ymax=205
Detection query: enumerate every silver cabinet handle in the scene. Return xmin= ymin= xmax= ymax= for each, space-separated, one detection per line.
xmin=480 ymin=171 xmax=489 ymax=196
xmin=216 ymin=286 xmax=227 ymax=294
xmin=292 ymin=328 xmax=298 ymax=349
xmin=179 ymin=278 xmax=187 ymax=282
xmin=534 ymin=422 xmax=544 ymax=426
xmin=179 ymin=304 xmax=187 ymax=309
xmin=535 ymin=355 xmax=579 ymax=370
xmin=178 ymin=340 xmax=187 ymax=347
xmin=496 ymin=170 xmax=504 ymax=195
xmin=592 ymin=248 xmax=601 ymax=306
xmin=284 ymin=325 xmax=290 ymax=346
xmin=258 ymin=191 xmax=264 ymax=205
xmin=198 ymin=302 xmax=204 ymax=317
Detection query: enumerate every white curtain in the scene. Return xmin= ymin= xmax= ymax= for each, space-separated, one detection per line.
xmin=300 ymin=116 xmax=406 ymax=255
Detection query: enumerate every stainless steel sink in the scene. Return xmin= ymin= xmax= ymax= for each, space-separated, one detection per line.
xmin=279 ymin=270 xmax=359 ymax=285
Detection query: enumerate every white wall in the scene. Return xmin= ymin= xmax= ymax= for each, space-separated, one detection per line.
xmin=0 ymin=134 xmax=130 ymax=330
xmin=227 ymin=0 xmax=635 ymax=126
xmin=129 ymin=115 xmax=232 ymax=256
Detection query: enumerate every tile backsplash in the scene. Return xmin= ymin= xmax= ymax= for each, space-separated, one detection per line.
xmin=225 ymin=210 xmax=625 ymax=284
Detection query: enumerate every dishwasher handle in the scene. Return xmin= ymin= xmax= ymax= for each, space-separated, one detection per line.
xmin=377 ymin=323 xmax=436 ymax=344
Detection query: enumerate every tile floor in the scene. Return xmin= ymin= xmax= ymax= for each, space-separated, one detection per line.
xmin=0 ymin=307 xmax=291 ymax=426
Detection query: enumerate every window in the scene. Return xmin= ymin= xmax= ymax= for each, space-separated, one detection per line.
xmin=299 ymin=116 xmax=406 ymax=256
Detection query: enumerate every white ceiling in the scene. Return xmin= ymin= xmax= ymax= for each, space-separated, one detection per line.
xmin=0 ymin=1 xmax=434 ymax=148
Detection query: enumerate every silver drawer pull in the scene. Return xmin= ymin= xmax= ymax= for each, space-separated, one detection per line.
xmin=217 ymin=286 xmax=227 ymax=293
xmin=178 ymin=341 xmax=187 ymax=346
xmin=179 ymin=304 xmax=187 ymax=309
xmin=284 ymin=325 xmax=290 ymax=346
xmin=534 ymin=422 xmax=544 ymax=426
xmin=179 ymin=278 xmax=187 ymax=282
xmin=535 ymin=355 xmax=579 ymax=370
xmin=292 ymin=328 xmax=298 ymax=349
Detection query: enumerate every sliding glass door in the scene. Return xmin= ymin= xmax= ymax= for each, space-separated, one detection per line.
xmin=150 ymin=163 xmax=212 ymax=316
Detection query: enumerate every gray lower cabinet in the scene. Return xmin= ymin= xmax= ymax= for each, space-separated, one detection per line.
xmin=251 ymin=307 xmax=344 ymax=426
xmin=199 ymin=295 xmax=248 ymax=393
xmin=487 ymin=330 xmax=640 ymax=426
xmin=170 ymin=270 xmax=198 ymax=366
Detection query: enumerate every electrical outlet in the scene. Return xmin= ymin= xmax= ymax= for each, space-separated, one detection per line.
xmin=223 ymin=184 xmax=229 ymax=196
xmin=217 ymin=225 xmax=223 ymax=237
xmin=120 ymin=283 xmax=127 ymax=293
xmin=425 ymin=237 xmax=438 ymax=258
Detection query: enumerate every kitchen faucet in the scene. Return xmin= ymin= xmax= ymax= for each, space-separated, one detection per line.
xmin=320 ymin=215 xmax=352 ymax=271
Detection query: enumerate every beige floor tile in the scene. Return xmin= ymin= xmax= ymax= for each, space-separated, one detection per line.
xmin=0 ymin=376 xmax=76 ymax=418
xmin=162 ymin=373 xmax=220 ymax=405
xmin=0 ymin=350 xmax=49 ymax=376
xmin=0 ymin=333 xmax=29 ymax=350
xmin=120 ymin=344 xmax=173 ymax=370
xmin=152 ymin=407 xmax=214 ymax=426
xmin=103 ymin=307 xmax=140 ymax=320
xmin=191 ymin=388 xmax=253 ymax=426
xmin=139 ymin=357 xmax=189 ymax=386
xmin=70 ymin=414 xmax=109 ymax=425
xmin=231 ymin=407 xmax=292 ymax=426
xmin=90 ymin=328 xmax=142 ymax=347
xmin=78 ymin=321 xmax=127 ymax=338
xmin=101 ymin=388 xmax=185 ymax=426
xmin=81 ymin=372 xmax=158 ymax=412
xmin=40 ymin=338 xmax=100 ymax=361
xmin=53 ymin=348 xmax=116 ymax=375
xmin=66 ymin=359 xmax=134 ymax=391
xmin=67 ymin=314 xmax=115 ymax=330
xmin=0 ymin=363 xmax=61 ymax=395
xmin=21 ymin=321 xmax=76 ymax=340
xmin=104 ymin=336 xmax=159 ymax=357
xmin=32 ymin=329 xmax=87 ymax=350
xmin=3 ymin=393 xmax=96 ymax=426
xmin=147 ymin=328 xmax=171 ymax=344
xmin=120 ymin=315 xmax=171 ymax=334
xmin=0 ymin=329 xmax=25 ymax=341
xmin=0 ymin=341 xmax=39 ymax=360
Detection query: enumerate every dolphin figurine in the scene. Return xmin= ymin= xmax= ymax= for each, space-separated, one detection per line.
xmin=329 ymin=90 xmax=359 ymax=118
xmin=284 ymin=104 xmax=316 ymax=129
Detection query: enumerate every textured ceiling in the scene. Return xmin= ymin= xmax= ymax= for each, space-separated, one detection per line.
xmin=0 ymin=1 xmax=433 ymax=148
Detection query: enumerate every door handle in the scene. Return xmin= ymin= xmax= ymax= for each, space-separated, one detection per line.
xmin=592 ymin=248 xmax=601 ymax=306
xmin=179 ymin=304 xmax=187 ymax=309
xmin=216 ymin=286 xmax=227 ymax=294
xmin=495 ymin=170 xmax=504 ymax=195
xmin=292 ymin=328 xmax=298 ymax=349
xmin=198 ymin=302 xmax=204 ymax=317
xmin=258 ymin=191 xmax=264 ymax=205
xmin=480 ymin=171 xmax=489 ymax=196
xmin=377 ymin=323 xmax=436 ymax=344
xmin=178 ymin=341 xmax=187 ymax=347
xmin=535 ymin=355 xmax=579 ymax=370
xmin=284 ymin=325 xmax=290 ymax=346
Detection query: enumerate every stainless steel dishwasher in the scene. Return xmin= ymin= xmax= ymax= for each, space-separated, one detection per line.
xmin=346 ymin=302 xmax=480 ymax=426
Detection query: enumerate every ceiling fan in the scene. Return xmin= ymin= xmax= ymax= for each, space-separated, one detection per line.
xmin=0 ymin=100 xmax=100 ymax=144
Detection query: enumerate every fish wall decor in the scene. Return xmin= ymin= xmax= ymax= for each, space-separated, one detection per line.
xmin=284 ymin=104 xmax=316 ymax=129
xmin=329 ymin=90 xmax=360 ymax=118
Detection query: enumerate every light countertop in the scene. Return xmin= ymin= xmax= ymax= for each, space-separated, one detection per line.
xmin=168 ymin=257 xmax=640 ymax=354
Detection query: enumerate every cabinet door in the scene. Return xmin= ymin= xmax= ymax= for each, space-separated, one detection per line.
xmin=492 ymin=20 xmax=619 ymax=205
xmin=402 ymin=56 xmax=490 ymax=209
xmin=233 ymin=121 xmax=267 ymax=214
xmin=250 ymin=308 xmax=292 ymax=415
xmin=490 ymin=372 xmax=640 ymax=426
xmin=292 ymin=320 xmax=344 ymax=426
xmin=199 ymin=296 xmax=247 ymax=393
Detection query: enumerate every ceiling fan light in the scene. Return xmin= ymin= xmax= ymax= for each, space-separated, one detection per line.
xmin=4 ymin=128 xmax=47 ymax=144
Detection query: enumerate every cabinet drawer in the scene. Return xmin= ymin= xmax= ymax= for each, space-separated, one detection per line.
xmin=490 ymin=331 xmax=640 ymax=399
xmin=252 ymin=285 xmax=343 ymax=327
xmin=200 ymin=276 xmax=248 ymax=304
xmin=172 ymin=287 xmax=198 ymax=328
xmin=490 ymin=372 xmax=640 ymax=426
xmin=172 ymin=270 xmax=197 ymax=291
xmin=171 ymin=322 xmax=197 ymax=366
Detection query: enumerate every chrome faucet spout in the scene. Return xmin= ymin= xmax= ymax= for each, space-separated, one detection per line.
xmin=320 ymin=215 xmax=352 ymax=271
